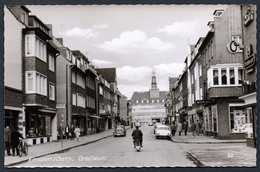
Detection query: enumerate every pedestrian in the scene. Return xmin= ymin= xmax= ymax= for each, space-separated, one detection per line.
xmin=4 ymin=126 xmax=11 ymax=156
xmin=177 ymin=122 xmax=183 ymax=136
xmin=191 ymin=121 xmax=196 ymax=136
xmin=65 ymin=124 xmax=70 ymax=140
xmin=74 ymin=126 xmax=80 ymax=142
xmin=11 ymin=126 xmax=24 ymax=156
xmin=183 ymin=120 xmax=188 ymax=136
xmin=70 ymin=124 xmax=75 ymax=140
xmin=195 ymin=120 xmax=200 ymax=135
xmin=58 ymin=124 xmax=64 ymax=141
xmin=171 ymin=121 xmax=177 ymax=136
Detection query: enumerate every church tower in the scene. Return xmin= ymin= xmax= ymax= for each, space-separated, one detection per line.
xmin=149 ymin=72 xmax=160 ymax=98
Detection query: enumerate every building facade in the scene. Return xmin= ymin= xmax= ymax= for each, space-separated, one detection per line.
xmin=169 ymin=5 xmax=255 ymax=140
xmin=239 ymin=5 xmax=257 ymax=147
xmin=131 ymin=73 xmax=167 ymax=124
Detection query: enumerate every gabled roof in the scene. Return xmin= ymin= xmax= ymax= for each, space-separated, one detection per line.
xmin=95 ymin=68 xmax=116 ymax=83
xmin=131 ymin=91 xmax=168 ymax=102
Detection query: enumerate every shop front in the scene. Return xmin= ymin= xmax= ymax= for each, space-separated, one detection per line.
xmin=72 ymin=114 xmax=87 ymax=136
xmin=25 ymin=108 xmax=56 ymax=145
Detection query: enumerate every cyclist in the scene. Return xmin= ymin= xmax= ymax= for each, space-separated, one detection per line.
xmin=131 ymin=125 xmax=143 ymax=148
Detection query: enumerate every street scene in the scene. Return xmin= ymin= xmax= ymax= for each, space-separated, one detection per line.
xmin=5 ymin=126 xmax=256 ymax=167
xmin=3 ymin=4 xmax=257 ymax=169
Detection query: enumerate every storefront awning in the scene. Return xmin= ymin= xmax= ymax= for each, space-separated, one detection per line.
xmin=72 ymin=113 xmax=87 ymax=117
xmin=88 ymin=115 xmax=104 ymax=119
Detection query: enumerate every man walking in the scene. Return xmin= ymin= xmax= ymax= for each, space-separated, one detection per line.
xmin=183 ymin=120 xmax=188 ymax=136
xmin=11 ymin=126 xmax=24 ymax=156
xmin=4 ymin=126 xmax=11 ymax=156
xmin=195 ymin=120 xmax=200 ymax=135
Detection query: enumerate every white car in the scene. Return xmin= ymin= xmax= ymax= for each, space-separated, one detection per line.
xmin=153 ymin=122 xmax=162 ymax=134
xmin=155 ymin=125 xmax=171 ymax=140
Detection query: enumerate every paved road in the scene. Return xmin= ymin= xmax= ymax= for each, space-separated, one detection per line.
xmin=14 ymin=126 xmax=195 ymax=167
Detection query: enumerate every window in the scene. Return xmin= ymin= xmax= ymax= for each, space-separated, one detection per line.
xmin=221 ymin=69 xmax=227 ymax=85
xmin=25 ymin=34 xmax=47 ymax=62
xmin=77 ymin=73 xmax=85 ymax=88
xmin=162 ymin=99 xmax=165 ymax=103
xmin=157 ymin=100 xmax=160 ymax=103
xmin=199 ymin=64 xmax=202 ymax=77
xmin=72 ymin=71 xmax=76 ymax=84
xmin=136 ymin=100 xmax=139 ymax=103
xmin=208 ymin=65 xmax=243 ymax=88
xmin=238 ymin=68 xmax=243 ymax=84
xmin=99 ymin=86 xmax=103 ymax=95
xmin=152 ymin=100 xmax=154 ymax=103
xmin=25 ymin=71 xmax=47 ymax=95
xmin=229 ymin=68 xmax=235 ymax=85
xmin=49 ymin=83 xmax=55 ymax=100
xmin=200 ymin=87 xmax=203 ymax=100
xmin=49 ymin=54 xmax=55 ymax=72
xmin=230 ymin=106 xmax=245 ymax=133
xmin=25 ymin=35 xmax=34 ymax=55
xmin=72 ymin=93 xmax=76 ymax=105
xmin=213 ymin=69 xmax=219 ymax=85
xmin=191 ymin=73 xmax=194 ymax=84
xmin=77 ymin=93 xmax=85 ymax=108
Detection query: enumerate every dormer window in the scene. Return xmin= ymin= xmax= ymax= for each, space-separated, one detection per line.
xmin=213 ymin=10 xmax=224 ymax=17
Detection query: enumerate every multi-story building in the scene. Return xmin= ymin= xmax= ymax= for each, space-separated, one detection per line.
xmin=118 ymin=91 xmax=128 ymax=125
xmin=239 ymin=4 xmax=257 ymax=147
xmin=95 ymin=68 xmax=119 ymax=129
xmin=4 ymin=6 xmax=28 ymax=135
xmin=5 ymin=6 xmax=60 ymax=145
xmin=170 ymin=6 xmax=247 ymax=139
xmin=131 ymin=73 xmax=167 ymax=124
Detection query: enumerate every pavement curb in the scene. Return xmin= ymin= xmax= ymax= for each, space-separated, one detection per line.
xmin=5 ymin=133 xmax=114 ymax=167
xmin=171 ymin=140 xmax=246 ymax=144
xmin=6 ymin=127 xmax=132 ymax=167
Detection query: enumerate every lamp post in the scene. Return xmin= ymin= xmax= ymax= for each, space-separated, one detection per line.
xmin=60 ymin=113 xmax=64 ymax=148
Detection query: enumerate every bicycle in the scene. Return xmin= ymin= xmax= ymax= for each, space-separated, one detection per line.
xmin=18 ymin=139 xmax=28 ymax=157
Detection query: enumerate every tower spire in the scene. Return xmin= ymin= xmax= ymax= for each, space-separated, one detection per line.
xmin=151 ymin=72 xmax=157 ymax=89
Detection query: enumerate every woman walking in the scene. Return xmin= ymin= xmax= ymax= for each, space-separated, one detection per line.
xmin=74 ymin=126 xmax=80 ymax=142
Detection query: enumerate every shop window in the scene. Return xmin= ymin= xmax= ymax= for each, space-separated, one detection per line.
xmin=230 ymin=106 xmax=246 ymax=133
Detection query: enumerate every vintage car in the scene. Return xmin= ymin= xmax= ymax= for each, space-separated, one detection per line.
xmin=155 ymin=125 xmax=171 ymax=140
xmin=113 ymin=125 xmax=126 ymax=137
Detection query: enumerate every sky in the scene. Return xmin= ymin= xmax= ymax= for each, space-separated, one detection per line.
xmin=27 ymin=5 xmax=228 ymax=99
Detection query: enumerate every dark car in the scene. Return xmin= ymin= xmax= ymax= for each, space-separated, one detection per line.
xmin=113 ymin=125 xmax=126 ymax=137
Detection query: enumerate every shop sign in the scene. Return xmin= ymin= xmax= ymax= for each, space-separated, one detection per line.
xmin=245 ymin=44 xmax=256 ymax=73
xmin=244 ymin=6 xmax=254 ymax=26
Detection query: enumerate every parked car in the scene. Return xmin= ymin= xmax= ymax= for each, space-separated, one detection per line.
xmin=113 ymin=125 xmax=126 ymax=137
xmin=148 ymin=122 xmax=153 ymax=126
xmin=155 ymin=125 xmax=171 ymax=140
xmin=153 ymin=122 xmax=162 ymax=134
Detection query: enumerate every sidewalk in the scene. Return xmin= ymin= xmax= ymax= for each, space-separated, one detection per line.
xmin=5 ymin=127 xmax=130 ymax=167
xmin=171 ymin=132 xmax=246 ymax=144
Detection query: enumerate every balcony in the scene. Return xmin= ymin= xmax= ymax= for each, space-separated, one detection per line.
xmin=208 ymin=86 xmax=243 ymax=98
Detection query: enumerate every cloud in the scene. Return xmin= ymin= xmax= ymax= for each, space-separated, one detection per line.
xmin=154 ymin=63 xmax=186 ymax=77
xmin=116 ymin=63 xmax=185 ymax=98
xmin=117 ymin=65 xmax=152 ymax=82
xmin=59 ymin=24 xmax=108 ymax=38
xmin=91 ymin=59 xmax=113 ymax=67
xmin=157 ymin=21 xmax=197 ymax=36
xmin=59 ymin=27 xmax=99 ymax=38
xmin=96 ymin=30 xmax=174 ymax=53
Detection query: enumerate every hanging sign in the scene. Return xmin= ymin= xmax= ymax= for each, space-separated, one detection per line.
xmin=244 ymin=44 xmax=256 ymax=73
